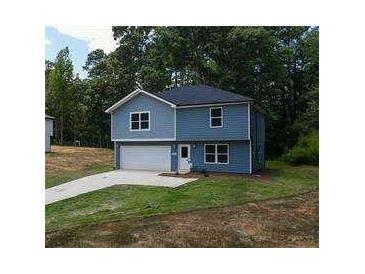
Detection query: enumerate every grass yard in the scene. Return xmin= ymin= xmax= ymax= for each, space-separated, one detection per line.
xmin=47 ymin=190 xmax=318 ymax=248
xmin=45 ymin=145 xmax=113 ymax=188
xmin=45 ymin=150 xmax=319 ymax=247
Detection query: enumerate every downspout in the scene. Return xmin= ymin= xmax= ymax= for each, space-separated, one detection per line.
xmin=111 ymin=112 xmax=116 ymax=169
xmin=248 ymin=102 xmax=252 ymax=174
xmin=114 ymin=141 xmax=116 ymax=169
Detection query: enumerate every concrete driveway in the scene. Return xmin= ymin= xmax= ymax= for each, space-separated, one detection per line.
xmin=45 ymin=170 xmax=197 ymax=205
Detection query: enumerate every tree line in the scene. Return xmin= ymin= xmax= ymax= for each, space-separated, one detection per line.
xmin=45 ymin=26 xmax=319 ymax=158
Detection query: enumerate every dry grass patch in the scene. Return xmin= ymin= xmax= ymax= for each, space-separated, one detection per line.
xmin=160 ymin=169 xmax=273 ymax=181
xmin=45 ymin=145 xmax=113 ymax=188
xmin=46 ymin=145 xmax=113 ymax=175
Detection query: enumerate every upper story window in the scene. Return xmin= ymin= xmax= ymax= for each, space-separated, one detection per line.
xmin=130 ymin=111 xmax=150 ymax=131
xmin=210 ymin=107 xmax=223 ymax=128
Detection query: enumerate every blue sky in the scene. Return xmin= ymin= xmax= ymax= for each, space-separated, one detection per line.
xmin=45 ymin=26 xmax=118 ymax=78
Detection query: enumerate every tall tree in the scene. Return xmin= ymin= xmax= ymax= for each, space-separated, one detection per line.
xmin=111 ymin=26 xmax=319 ymax=156
xmin=46 ymin=47 xmax=75 ymax=144
xmin=83 ymin=49 xmax=127 ymax=147
xmin=45 ymin=27 xmax=319 ymax=157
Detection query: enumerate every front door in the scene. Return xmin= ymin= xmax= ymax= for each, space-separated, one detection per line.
xmin=178 ymin=144 xmax=191 ymax=172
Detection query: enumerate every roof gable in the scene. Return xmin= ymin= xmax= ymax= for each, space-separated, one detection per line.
xmin=106 ymin=85 xmax=257 ymax=114
xmin=105 ymin=89 xmax=176 ymax=113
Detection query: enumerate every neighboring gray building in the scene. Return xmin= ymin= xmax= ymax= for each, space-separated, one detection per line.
xmin=106 ymin=84 xmax=265 ymax=174
xmin=45 ymin=114 xmax=55 ymax=152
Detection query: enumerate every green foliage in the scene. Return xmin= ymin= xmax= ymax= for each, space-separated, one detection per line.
xmin=45 ymin=27 xmax=319 ymax=156
xmin=46 ymin=47 xmax=77 ymax=144
xmin=282 ymin=131 xmax=319 ymax=165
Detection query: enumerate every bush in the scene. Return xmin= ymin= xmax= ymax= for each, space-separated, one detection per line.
xmin=201 ymin=169 xmax=209 ymax=177
xmin=282 ymin=131 xmax=319 ymax=165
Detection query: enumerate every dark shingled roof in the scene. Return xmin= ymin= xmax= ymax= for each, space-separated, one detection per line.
xmin=157 ymin=84 xmax=253 ymax=106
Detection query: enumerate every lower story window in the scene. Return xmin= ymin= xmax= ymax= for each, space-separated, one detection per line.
xmin=205 ymin=145 xmax=216 ymax=163
xmin=204 ymin=144 xmax=229 ymax=164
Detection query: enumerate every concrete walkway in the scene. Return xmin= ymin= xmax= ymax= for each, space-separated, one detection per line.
xmin=45 ymin=170 xmax=197 ymax=205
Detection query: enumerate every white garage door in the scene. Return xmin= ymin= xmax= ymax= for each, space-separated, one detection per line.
xmin=120 ymin=146 xmax=171 ymax=171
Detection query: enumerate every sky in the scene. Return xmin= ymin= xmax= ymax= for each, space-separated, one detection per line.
xmin=45 ymin=26 xmax=118 ymax=78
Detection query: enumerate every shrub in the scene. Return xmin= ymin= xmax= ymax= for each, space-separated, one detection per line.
xmin=201 ymin=169 xmax=209 ymax=177
xmin=282 ymin=131 xmax=319 ymax=165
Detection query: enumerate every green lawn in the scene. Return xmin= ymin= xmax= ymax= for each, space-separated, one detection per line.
xmin=46 ymin=161 xmax=319 ymax=232
xmin=45 ymin=164 xmax=113 ymax=189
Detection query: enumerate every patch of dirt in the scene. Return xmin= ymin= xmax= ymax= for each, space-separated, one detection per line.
xmin=159 ymin=169 xmax=272 ymax=181
xmin=46 ymin=191 xmax=319 ymax=248
xmin=45 ymin=145 xmax=113 ymax=174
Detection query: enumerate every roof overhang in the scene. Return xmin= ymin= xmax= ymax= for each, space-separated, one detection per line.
xmin=105 ymin=89 xmax=176 ymax=114
xmin=250 ymin=101 xmax=269 ymax=116
xmin=175 ymin=101 xmax=252 ymax=109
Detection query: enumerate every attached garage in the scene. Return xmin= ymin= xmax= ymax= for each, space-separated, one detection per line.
xmin=120 ymin=145 xmax=171 ymax=171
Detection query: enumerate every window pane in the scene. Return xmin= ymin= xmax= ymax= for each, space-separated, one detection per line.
xmin=131 ymin=121 xmax=139 ymax=130
xmin=205 ymin=154 xmax=215 ymax=163
xmin=211 ymin=108 xmax=222 ymax=117
xmin=217 ymin=145 xmax=228 ymax=154
xmin=181 ymin=147 xmax=188 ymax=158
xmin=211 ymin=117 xmax=222 ymax=127
xmin=140 ymin=112 xmax=149 ymax=121
xmin=131 ymin=113 xmax=139 ymax=121
xmin=141 ymin=121 xmax=149 ymax=129
xmin=217 ymin=154 xmax=228 ymax=163
xmin=205 ymin=145 xmax=215 ymax=153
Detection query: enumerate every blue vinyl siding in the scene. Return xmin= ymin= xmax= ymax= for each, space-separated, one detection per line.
xmin=176 ymin=104 xmax=249 ymax=141
xmin=189 ymin=141 xmax=250 ymax=173
xmin=109 ymin=93 xmax=264 ymax=173
xmin=171 ymin=144 xmax=178 ymax=171
xmin=257 ymin=113 xmax=265 ymax=169
xmin=251 ymin=109 xmax=265 ymax=172
xmin=114 ymin=141 xmax=250 ymax=173
xmin=114 ymin=142 xmax=121 ymax=169
xmin=111 ymin=93 xmax=175 ymax=140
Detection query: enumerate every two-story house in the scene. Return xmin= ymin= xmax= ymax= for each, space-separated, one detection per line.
xmin=106 ymin=84 xmax=265 ymax=174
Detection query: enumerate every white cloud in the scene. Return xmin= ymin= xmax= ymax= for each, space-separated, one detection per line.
xmin=55 ymin=26 xmax=118 ymax=53
xmin=45 ymin=38 xmax=52 ymax=46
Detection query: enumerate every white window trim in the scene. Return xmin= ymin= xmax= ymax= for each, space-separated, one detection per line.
xmin=209 ymin=107 xmax=223 ymax=128
xmin=106 ymin=88 xmax=175 ymax=113
xmin=204 ymin=144 xmax=217 ymax=164
xmin=178 ymin=144 xmax=191 ymax=171
xmin=129 ymin=111 xmax=151 ymax=131
xmin=180 ymin=145 xmax=190 ymax=159
xmin=204 ymin=144 xmax=229 ymax=165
